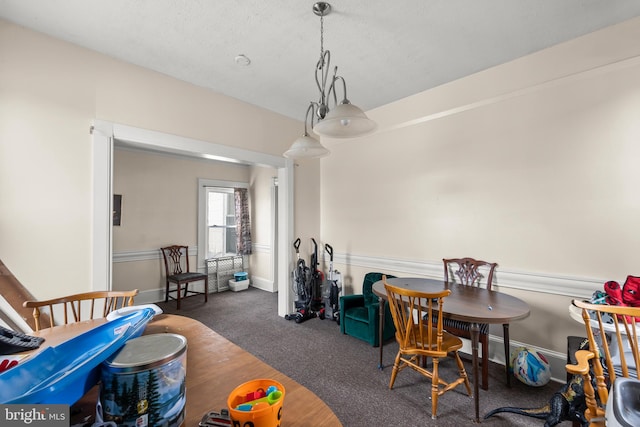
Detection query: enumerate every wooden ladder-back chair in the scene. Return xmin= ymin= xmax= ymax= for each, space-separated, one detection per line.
xmin=161 ymin=245 xmax=209 ymax=310
xmin=441 ymin=257 xmax=504 ymax=390
xmin=23 ymin=289 xmax=138 ymax=331
xmin=384 ymin=275 xmax=472 ymax=419
xmin=566 ymin=299 xmax=640 ymax=427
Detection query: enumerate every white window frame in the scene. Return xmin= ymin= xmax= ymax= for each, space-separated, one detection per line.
xmin=197 ymin=179 xmax=249 ymax=271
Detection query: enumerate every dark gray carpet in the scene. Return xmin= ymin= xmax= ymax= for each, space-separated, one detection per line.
xmin=158 ymin=287 xmax=574 ymax=426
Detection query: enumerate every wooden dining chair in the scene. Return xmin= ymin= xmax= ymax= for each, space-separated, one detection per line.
xmin=161 ymin=245 xmax=208 ymax=310
xmin=384 ymin=275 xmax=472 ymax=419
xmin=566 ymin=299 xmax=640 ymax=427
xmin=23 ymin=289 xmax=138 ymax=331
xmin=439 ymin=257 xmax=503 ymax=390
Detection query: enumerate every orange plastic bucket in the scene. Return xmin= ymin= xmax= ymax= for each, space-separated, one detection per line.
xmin=227 ymin=379 xmax=285 ymax=427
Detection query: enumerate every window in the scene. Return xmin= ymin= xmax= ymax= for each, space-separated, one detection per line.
xmin=197 ymin=179 xmax=249 ymax=269
xmin=206 ymin=187 xmax=237 ymax=258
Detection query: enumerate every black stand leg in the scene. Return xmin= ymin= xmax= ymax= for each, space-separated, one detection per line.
xmin=378 ymin=297 xmax=385 ymax=370
xmin=503 ymin=323 xmax=510 ymax=387
xmin=471 ymin=322 xmax=480 ymax=423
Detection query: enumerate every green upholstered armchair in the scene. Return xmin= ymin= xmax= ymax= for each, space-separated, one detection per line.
xmin=339 ymin=272 xmax=396 ymax=347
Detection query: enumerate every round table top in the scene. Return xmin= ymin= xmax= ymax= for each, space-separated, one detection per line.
xmin=373 ymin=277 xmax=530 ymax=324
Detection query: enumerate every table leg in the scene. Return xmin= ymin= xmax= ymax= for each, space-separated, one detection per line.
xmin=470 ymin=322 xmax=480 ymax=423
xmin=503 ymin=323 xmax=511 ymax=387
xmin=378 ymin=297 xmax=385 ymax=370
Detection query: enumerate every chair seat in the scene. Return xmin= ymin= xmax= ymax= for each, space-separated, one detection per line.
xmin=418 ymin=327 xmax=465 ymax=352
xmin=425 ymin=314 xmax=490 ymax=335
xmin=442 ymin=318 xmax=489 ymax=335
xmin=344 ymin=306 xmax=369 ymax=322
xmin=169 ymin=272 xmax=207 ymax=282
xmin=441 ymin=333 xmax=464 ymax=352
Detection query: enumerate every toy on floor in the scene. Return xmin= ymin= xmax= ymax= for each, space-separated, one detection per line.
xmin=512 ymin=346 xmax=552 ymax=386
xmin=484 ymin=374 xmax=588 ymax=427
xmin=199 ymin=409 xmax=231 ymax=426
xmin=485 ymin=339 xmax=594 ymax=427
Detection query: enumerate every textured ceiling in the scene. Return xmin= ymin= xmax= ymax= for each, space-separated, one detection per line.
xmin=2 ymin=0 xmax=640 ymax=121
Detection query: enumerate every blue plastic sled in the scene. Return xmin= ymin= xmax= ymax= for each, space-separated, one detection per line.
xmin=0 ymin=307 xmax=156 ymax=404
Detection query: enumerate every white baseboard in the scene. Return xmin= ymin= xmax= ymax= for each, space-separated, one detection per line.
xmin=250 ymin=276 xmax=275 ymax=292
xmin=133 ymin=275 xmax=276 ymax=308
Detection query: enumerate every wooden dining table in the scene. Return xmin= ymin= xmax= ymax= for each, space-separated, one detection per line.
xmin=28 ymin=313 xmax=342 ymax=426
xmin=372 ymin=277 xmax=531 ymax=423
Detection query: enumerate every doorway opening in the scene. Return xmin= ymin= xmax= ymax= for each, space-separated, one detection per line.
xmin=91 ymin=120 xmax=294 ymax=316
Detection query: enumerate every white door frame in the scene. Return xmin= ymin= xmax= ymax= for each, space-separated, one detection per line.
xmin=90 ymin=120 xmax=294 ymax=316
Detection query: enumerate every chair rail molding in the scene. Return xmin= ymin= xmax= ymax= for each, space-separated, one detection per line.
xmin=118 ymin=248 xmax=602 ymax=298
xmin=252 ymin=243 xmax=271 ymax=253
xmin=113 ymin=247 xmax=198 ymax=263
xmin=333 ymin=252 xmax=602 ymax=299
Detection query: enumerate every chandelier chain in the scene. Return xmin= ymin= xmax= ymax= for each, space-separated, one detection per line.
xmin=320 ymin=13 xmax=324 ymax=59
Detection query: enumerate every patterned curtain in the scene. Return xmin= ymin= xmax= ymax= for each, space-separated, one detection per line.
xmin=234 ymin=188 xmax=252 ymax=255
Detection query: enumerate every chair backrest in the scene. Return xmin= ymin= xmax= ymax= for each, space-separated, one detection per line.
xmin=383 ymin=275 xmax=451 ymax=355
xmin=363 ymin=272 xmax=395 ymax=306
xmin=443 ymin=257 xmax=497 ymax=290
xmin=23 ymin=290 xmax=138 ymax=331
xmin=568 ymin=299 xmax=640 ymax=424
xmin=161 ymin=245 xmax=191 ymax=277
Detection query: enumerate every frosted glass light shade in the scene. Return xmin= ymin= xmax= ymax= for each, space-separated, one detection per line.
xmin=313 ymin=101 xmax=377 ymax=138
xmin=283 ymin=134 xmax=329 ymax=159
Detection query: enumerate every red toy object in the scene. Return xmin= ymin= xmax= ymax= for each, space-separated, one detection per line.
xmin=603 ymin=276 xmax=640 ymax=322
xmin=605 ymin=280 xmax=624 ymax=306
xmin=0 ymin=355 xmax=27 ymax=373
xmin=0 ymin=358 xmax=19 ymax=373
xmin=242 ymin=389 xmax=266 ymax=403
xmin=622 ymin=276 xmax=640 ymax=307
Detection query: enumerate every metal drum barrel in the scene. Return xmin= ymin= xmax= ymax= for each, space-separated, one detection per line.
xmin=100 ymin=333 xmax=187 ymax=427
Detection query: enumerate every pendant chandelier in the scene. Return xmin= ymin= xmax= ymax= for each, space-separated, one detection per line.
xmin=284 ymin=2 xmax=377 ymax=159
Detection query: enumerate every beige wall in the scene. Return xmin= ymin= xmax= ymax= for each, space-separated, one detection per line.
xmin=291 ymin=157 xmax=323 ymax=261
xmin=113 ymin=149 xmax=251 ymax=251
xmin=320 ymin=17 xmax=640 ymax=363
xmin=0 ymin=19 xmax=309 ymax=300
